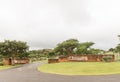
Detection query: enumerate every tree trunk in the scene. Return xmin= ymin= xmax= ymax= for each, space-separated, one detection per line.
xmin=11 ymin=57 xmax=15 ymax=65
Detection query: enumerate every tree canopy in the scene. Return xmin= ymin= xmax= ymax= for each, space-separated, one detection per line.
xmin=75 ymin=42 xmax=94 ymax=54
xmin=115 ymin=44 xmax=120 ymax=53
xmin=54 ymin=39 xmax=95 ymax=56
xmin=0 ymin=40 xmax=29 ymax=58
xmin=29 ymin=49 xmax=55 ymax=60
xmin=54 ymin=39 xmax=79 ymax=56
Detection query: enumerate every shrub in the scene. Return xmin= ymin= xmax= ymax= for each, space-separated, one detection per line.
xmin=102 ymin=56 xmax=112 ymax=62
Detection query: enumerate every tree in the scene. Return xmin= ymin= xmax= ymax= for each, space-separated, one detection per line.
xmin=54 ymin=39 xmax=79 ymax=56
xmin=42 ymin=49 xmax=53 ymax=56
xmin=109 ymin=48 xmax=115 ymax=52
xmin=0 ymin=40 xmax=29 ymax=64
xmin=29 ymin=49 xmax=44 ymax=58
xmin=114 ymin=44 xmax=120 ymax=60
xmin=88 ymin=48 xmax=104 ymax=55
xmin=29 ymin=49 xmax=53 ymax=61
xmin=115 ymin=44 xmax=120 ymax=53
xmin=75 ymin=42 xmax=94 ymax=55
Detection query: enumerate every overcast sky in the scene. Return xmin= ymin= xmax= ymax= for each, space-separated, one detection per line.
xmin=0 ymin=0 xmax=120 ymax=50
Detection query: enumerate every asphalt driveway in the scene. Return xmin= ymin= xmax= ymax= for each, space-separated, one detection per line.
xmin=0 ymin=62 xmax=120 ymax=82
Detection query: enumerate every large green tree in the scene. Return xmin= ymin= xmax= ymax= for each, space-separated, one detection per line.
xmin=54 ymin=39 xmax=79 ymax=56
xmin=0 ymin=40 xmax=29 ymax=64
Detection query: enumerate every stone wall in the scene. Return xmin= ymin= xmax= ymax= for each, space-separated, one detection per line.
xmin=3 ymin=58 xmax=29 ymax=65
xmin=48 ymin=55 xmax=115 ymax=63
xmin=48 ymin=59 xmax=59 ymax=63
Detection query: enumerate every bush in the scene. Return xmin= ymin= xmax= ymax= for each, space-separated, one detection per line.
xmin=102 ymin=56 xmax=112 ymax=62
xmin=0 ymin=62 xmax=3 ymax=66
xmin=114 ymin=57 xmax=120 ymax=62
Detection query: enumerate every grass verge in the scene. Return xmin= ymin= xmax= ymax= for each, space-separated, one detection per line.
xmin=0 ymin=65 xmax=21 ymax=70
xmin=38 ymin=62 xmax=120 ymax=75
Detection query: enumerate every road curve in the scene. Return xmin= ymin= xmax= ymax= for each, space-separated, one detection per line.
xmin=0 ymin=62 xmax=120 ymax=82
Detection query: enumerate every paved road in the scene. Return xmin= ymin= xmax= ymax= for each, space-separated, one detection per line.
xmin=0 ymin=62 xmax=120 ymax=82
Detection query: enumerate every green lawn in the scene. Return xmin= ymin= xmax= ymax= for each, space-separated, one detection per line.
xmin=0 ymin=66 xmax=14 ymax=70
xmin=38 ymin=62 xmax=120 ymax=75
xmin=0 ymin=65 xmax=21 ymax=70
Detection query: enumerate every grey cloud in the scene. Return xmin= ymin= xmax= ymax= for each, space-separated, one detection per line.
xmin=0 ymin=0 xmax=120 ymax=50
